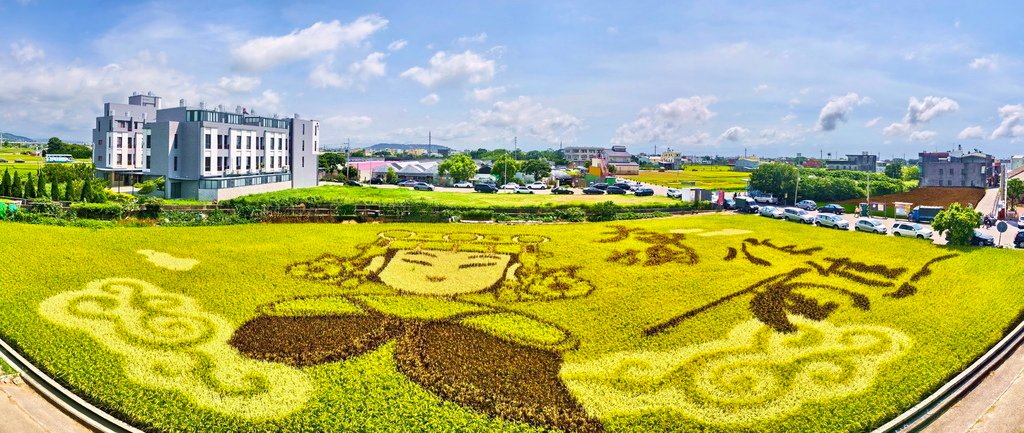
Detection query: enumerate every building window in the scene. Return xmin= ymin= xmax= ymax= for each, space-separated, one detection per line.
xmin=947 ymin=180 xmax=952 ymax=186
xmin=246 ymin=158 xmax=251 ymax=170
xmin=285 ymin=139 xmax=289 ymax=150
xmin=205 ymin=157 xmax=211 ymax=172
xmin=247 ymin=136 xmax=251 ymax=149
xmin=128 ymin=137 xmax=134 ymax=148
xmin=117 ymin=137 xmax=123 ymax=148
xmin=236 ymin=136 xmax=242 ymax=149
xmin=146 ymin=135 xmax=151 ymax=148
xmin=98 ymin=139 xmax=104 ymax=148
xmin=117 ymin=154 xmax=122 ymax=165
xmin=270 ymin=157 xmax=275 ymax=169
xmin=173 ymin=156 xmax=178 ymax=171
xmin=216 ymin=157 xmax=222 ymax=171
xmin=938 ymin=168 xmax=943 ymax=175
xmin=146 ymin=156 xmax=151 ymax=169
xmin=127 ymin=154 xmax=134 ymax=166
xmin=173 ymin=134 xmax=178 ymax=149
xmin=236 ymin=157 xmax=241 ymax=169
xmin=279 ymin=156 xmax=283 ymax=168
xmin=205 ymin=134 xmax=211 ymax=149
xmin=302 ymin=156 xmax=305 ymax=167
xmin=302 ymin=124 xmax=305 ymax=134
xmin=302 ymin=140 xmax=305 ymax=152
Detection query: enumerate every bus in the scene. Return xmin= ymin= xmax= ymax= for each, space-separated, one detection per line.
xmin=45 ymin=154 xmax=73 ymax=163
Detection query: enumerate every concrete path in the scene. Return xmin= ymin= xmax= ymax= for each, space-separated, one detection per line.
xmin=922 ymin=339 xmax=1024 ymax=433
xmin=0 ymin=380 xmax=90 ymax=433
xmin=976 ymin=187 xmax=1001 ymax=216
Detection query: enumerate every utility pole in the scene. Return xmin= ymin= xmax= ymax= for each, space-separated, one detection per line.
xmin=794 ymin=172 xmax=800 ymax=205
xmin=345 ymin=138 xmax=351 ymax=182
xmin=428 ymin=131 xmax=432 ymax=156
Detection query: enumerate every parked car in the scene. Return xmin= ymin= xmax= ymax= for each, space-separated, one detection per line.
xmin=582 ymin=187 xmax=605 ymax=195
xmin=413 ymin=182 xmax=434 ymax=191
xmin=453 ymin=181 xmax=473 ymax=188
xmin=892 ymin=222 xmax=933 ymax=239
xmin=666 ymin=188 xmax=683 ymax=199
xmin=501 ymin=182 xmax=520 ymax=190
xmin=346 ymin=180 xmax=362 ymax=187
xmin=514 ymin=187 xmax=534 ymax=194
xmin=783 ymin=207 xmax=814 ymax=224
xmin=855 ymin=218 xmax=887 ymax=234
xmin=0 ymin=159 xmax=7 ymax=163
xmin=759 ymin=206 xmax=784 ymax=219
xmin=818 ymin=204 xmax=845 ymax=215
xmin=814 ymin=214 xmax=849 ymax=229
xmin=474 ymin=183 xmax=499 ymax=193
xmin=753 ymin=194 xmax=777 ymax=204
xmin=592 ymin=183 xmax=609 ymax=190
xmin=1015 ymin=231 xmax=1024 ymax=249
xmin=397 ymin=180 xmax=417 ymax=187
xmin=14 ymin=159 xmax=25 ymax=163
xmin=369 ymin=177 xmax=385 ymax=185
xmin=733 ymin=197 xmax=760 ymax=214
xmin=606 ymin=186 xmax=627 ymax=195
xmin=612 ymin=182 xmax=633 ymax=191
xmin=796 ymin=200 xmax=818 ymax=211
xmin=527 ymin=182 xmax=548 ymax=190
xmin=969 ymin=229 xmax=996 ymax=247
xmin=633 ymin=187 xmax=654 ymax=197
xmin=551 ymin=187 xmax=574 ymax=195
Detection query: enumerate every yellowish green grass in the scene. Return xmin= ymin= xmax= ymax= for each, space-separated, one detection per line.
xmin=0 ymin=216 xmax=1020 ymax=432
xmin=624 ymin=166 xmax=750 ymax=191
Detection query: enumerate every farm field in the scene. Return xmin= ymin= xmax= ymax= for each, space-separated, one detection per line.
xmin=229 ymin=184 xmax=682 ymax=208
xmin=836 ymin=187 xmax=987 ymax=209
xmin=623 ymin=167 xmax=750 ymax=191
xmin=0 ymin=216 xmax=1021 ymax=432
xmin=0 ymin=149 xmax=88 ymax=178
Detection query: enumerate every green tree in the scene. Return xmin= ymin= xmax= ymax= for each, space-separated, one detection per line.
xmin=24 ymin=173 xmax=36 ymax=198
xmin=0 ymin=169 xmax=9 ymax=196
xmin=11 ymin=172 xmax=23 ymax=198
xmin=50 ymin=180 xmax=60 ymax=201
xmin=932 ymin=203 xmax=981 ymax=246
xmin=607 ymin=164 xmax=618 ymax=175
xmin=884 ymin=161 xmax=904 ymax=179
xmin=80 ymin=177 xmax=93 ymax=203
xmin=1008 ymin=178 xmax=1024 ymax=207
xmin=749 ymin=163 xmax=798 ymax=203
xmin=491 ymin=155 xmax=521 ymax=185
xmin=36 ymin=171 xmax=46 ymax=198
xmin=64 ymin=179 xmax=75 ymax=201
xmin=521 ymin=159 xmax=552 ymax=179
xmin=318 ymin=152 xmax=347 ymax=172
xmin=437 ymin=154 xmax=478 ymax=182
xmin=902 ymin=165 xmax=921 ymax=182
xmin=385 ymin=166 xmax=398 ymax=184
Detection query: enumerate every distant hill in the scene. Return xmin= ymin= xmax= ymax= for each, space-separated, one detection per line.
xmin=1 ymin=132 xmax=41 ymax=142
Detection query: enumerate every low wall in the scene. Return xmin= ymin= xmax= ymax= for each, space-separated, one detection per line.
xmin=198 ymin=181 xmax=293 ymax=201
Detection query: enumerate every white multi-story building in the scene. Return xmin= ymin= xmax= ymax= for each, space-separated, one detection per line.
xmin=93 ymin=93 xmax=319 ymax=200
xmin=562 ymin=146 xmax=605 ymax=165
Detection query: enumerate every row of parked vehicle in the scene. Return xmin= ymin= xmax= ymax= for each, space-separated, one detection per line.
xmin=581 ymin=181 xmax=654 ymax=196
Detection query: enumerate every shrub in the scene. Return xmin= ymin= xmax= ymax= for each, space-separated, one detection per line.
xmin=587 ymin=201 xmax=620 ymax=222
xmin=71 ymin=202 xmax=125 ymax=220
xmin=461 ymin=210 xmax=496 ymax=221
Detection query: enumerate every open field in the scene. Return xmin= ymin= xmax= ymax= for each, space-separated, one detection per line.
xmin=837 ymin=187 xmax=987 ymax=208
xmin=623 ymin=167 xmax=749 ymax=191
xmin=0 ymin=150 xmax=88 ymax=178
xmin=0 ymin=215 xmax=1021 ymax=432
xmin=229 ymin=185 xmax=682 ymax=208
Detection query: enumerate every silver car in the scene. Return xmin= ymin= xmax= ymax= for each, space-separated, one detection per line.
xmin=855 ymin=218 xmax=887 ymax=234
xmin=892 ymin=222 xmax=933 ymax=239
xmin=815 ymin=214 xmax=849 ymax=230
xmin=783 ymin=207 xmax=814 ymax=224
xmin=759 ymin=206 xmax=784 ymax=218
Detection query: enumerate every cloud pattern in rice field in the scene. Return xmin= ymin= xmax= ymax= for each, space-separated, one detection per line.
xmin=137 ymin=250 xmax=199 ymax=271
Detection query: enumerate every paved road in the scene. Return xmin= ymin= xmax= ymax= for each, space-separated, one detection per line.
xmin=0 ymin=381 xmax=90 ymax=433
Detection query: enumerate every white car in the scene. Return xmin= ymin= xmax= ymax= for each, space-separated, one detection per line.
xmin=527 ymin=182 xmax=548 ymax=190
xmin=666 ymin=188 xmax=683 ymax=199
xmin=453 ymin=181 xmax=473 ymax=188
xmin=501 ymin=183 xmax=520 ymax=190
xmin=855 ymin=218 xmax=887 ymax=234
xmin=814 ymin=214 xmax=849 ymax=229
xmin=513 ymin=187 xmax=534 ymax=194
xmin=892 ymin=222 xmax=933 ymax=239
xmin=758 ymin=206 xmax=784 ymax=219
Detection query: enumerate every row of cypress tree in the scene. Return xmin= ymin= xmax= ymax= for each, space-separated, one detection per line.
xmin=0 ymin=168 xmax=99 ymax=202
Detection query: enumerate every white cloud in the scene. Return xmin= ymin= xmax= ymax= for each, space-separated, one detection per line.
xmin=246 ymin=89 xmax=282 ymax=114
xmin=606 ymin=26 xmax=619 ymax=35
xmin=719 ymin=126 xmax=748 ymax=142
xmin=883 ymin=122 xmax=910 ymax=136
xmin=400 ymin=50 xmax=495 ymax=87
xmin=815 ymin=92 xmax=869 ymax=131
xmin=957 ymin=126 xmax=985 ymax=140
xmin=472 ymin=96 xmax=583 ymax=143
xmin=611 ymin=96 xmax=718 ymax=145
xmin=387 ymin=39 xmax=408 ymax=51
xmin=909 ymin=130 xmax=937 ymax=141
xmin=467 ymin=86 xmax=507 ymax=102
xmin=420 ymin=93 xmax=440 ymax=105
xmin=217 ymin=75 xmax=261 ymax=93
xmin=456 ymin=33 xmax=488 ymax=45
xmin=781 ymin=114 xmax=798 ymax=123
xmin=753 ymin=84 xmax=769 ymax=93
xmin=969 ymin=55 xmax=998 ymax=71
xmin=864 ymin=117 xmax=882 ymax=128
xmin=990 ymin=104 xmax=1024 ymax=139
xmin=10 ymin=41 xmax=44 ymax=63
xmin=904 ymin=96 xmax=959 ymax=124
xmin=232 ymin=16 xmax=388 ymax=71
xmin=309 ymin=52 xmax=387 ymax=89
xmin=322 ymin=114 xmax=373 ymax=131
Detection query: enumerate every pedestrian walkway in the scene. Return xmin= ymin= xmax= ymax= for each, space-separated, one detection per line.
xmin=0 ymin=381 xmax=90 ymax=433
xmin=975 ymin=187 xmax=1000 ymax=215
xmin=922 ymin=339 xmax=1024 ymax=433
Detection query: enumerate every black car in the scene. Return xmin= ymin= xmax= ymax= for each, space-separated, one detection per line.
xmin=582 ymin=187 xmax=605 ymax=195
xmin=606 ymin=186 xmax=627 ymax=195
xmin=818 ymin=204 xmax=845 ymax=215
xmin=613 ymin=182 xmax=633 ymax=191
xmin=346 ymin=180 xmax=363 ymax=187
xmin=592 ymin=183 xmax=609 ymax=190
xmin=970 ymin=229 xmax=996 ymax=247
xmin=551 ymin=187 xmax=574 ymax=195
xmin=369 ymin=177 xmax=385 ymax=185
xmin=724 ymin=199 xmax=736 ymax=210
xmin=1015 ymin=231 xmax=1024 ymax=249
xmin=473 ymin=183 xmax=499 ymax=193
xmin=633 ymin=187 xmax=654 ymax=197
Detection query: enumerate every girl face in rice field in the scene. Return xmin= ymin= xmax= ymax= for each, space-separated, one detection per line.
xmin=378 ymin=249 xmax=513 ymax=296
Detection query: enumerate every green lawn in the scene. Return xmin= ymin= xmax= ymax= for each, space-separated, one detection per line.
xmin=0 ymin=216 xmax=1020 ymax=432
xmin=0 ymin=151 xmax=88 ymax=178
xmin=623 ymin=167 xmax=749 ymax=191
xmin=230 ymin=185 xmax=682 ymax=208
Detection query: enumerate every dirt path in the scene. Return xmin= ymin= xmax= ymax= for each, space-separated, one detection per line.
xmin=0 ymin=380 xmax=90 ymax=433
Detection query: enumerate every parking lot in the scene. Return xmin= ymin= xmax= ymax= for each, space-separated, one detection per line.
xmin=749 ymin=204 xmax=1022 ymax=248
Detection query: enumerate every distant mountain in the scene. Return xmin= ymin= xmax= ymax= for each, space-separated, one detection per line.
xmin=1 ymin=132 xmax=41 ymax=142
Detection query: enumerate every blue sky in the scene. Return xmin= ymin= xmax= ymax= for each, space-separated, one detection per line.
xmin=3 ymin=0 xmax=1024 ymax=157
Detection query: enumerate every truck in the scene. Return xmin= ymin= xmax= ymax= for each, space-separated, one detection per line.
xmin=909 ymin=206 xmax=943 ymax=223
xmin=733 ymin=196 xmax=760 ymax=214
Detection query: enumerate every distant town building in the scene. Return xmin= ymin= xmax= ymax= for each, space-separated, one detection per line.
xmin=370 ymin=160 xmax=442 ymax=183
xmin=824 ymin=152 xmax=877 ymax=172
xmin=358 ymin=143 xmax=454 ymax=157
xmin=918 ymin=147 xmax=995 ymax=188
xmin=1011 ymin=155 xmax=1024 ymax=171
xmin=605 ymin=145 xmax=639 ymax=175
xmin=733 ymin=158 xmax=761 ymax=172
xmin=562 ymin=146 xmax=606 ymax=165
xmin=93 ymin=93 xmax=319 ymax=200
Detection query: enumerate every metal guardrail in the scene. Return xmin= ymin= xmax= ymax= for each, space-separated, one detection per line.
xmin=0 ymin=337 xmax=142 ymax=433
xmin=873 ymin=316 xmax=1024 ymax=432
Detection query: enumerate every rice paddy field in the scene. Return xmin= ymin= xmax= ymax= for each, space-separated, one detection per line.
xmin=623 ymin=166 xmax=750 ymax=191
xmin=0 ymin=215 xmax=1021 ymax=432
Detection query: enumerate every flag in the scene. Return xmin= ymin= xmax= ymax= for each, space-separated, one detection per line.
xmin=717 ymin=190 xmax=725 ymax=205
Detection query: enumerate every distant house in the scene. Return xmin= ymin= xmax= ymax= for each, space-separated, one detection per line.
xmin=369 ymin=160 xmax=446 ymax=183
xmin=562 ymin=146 xmax=605 ymax=165
xmin=824 ymin=152 xmax=877 ymax=172
xmin=802 ymin=158 xmax=823 ymax=168
xmin=605 ymin=145 xmax=639 ymax=175
xmin=1011 ymin=155 xmax=1024 ymax=171
xmin=733 ymin=158 xmax=761 ymax=172
xmin=918 ymin=147 xmax=995 ymax=188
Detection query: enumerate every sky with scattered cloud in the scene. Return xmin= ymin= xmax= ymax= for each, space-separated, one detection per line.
xmin=3 ymin=0 xmax=1024 ymax=157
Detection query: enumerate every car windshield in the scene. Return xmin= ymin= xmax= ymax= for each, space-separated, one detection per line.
xmin=910 ymin=224 xmax=922 ymax=230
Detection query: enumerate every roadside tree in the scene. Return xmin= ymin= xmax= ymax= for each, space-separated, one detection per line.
xmin=491 ymin=156 xmax=521 ymax=185
xmin=932 ymin=202 xmax=981 ymax=246
xmin=884 ymin=161 xmax=904 ymax=179
xmin=437 ymin=154 xmax=477 ymax=182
